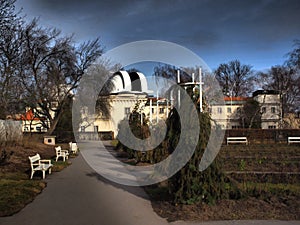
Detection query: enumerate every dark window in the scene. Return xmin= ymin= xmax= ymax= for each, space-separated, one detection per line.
xmin=94 ymin=126 xmax=99 ymax=132
xmin=217 ymin=107 xmax=222 ymax=114
xmin=271 ymin=107 xmax=276 ymax=113
xmin=125 ymin=107 xmax=131 ymax=115
xmin=159 ymin=108 xmax=164 ymax=114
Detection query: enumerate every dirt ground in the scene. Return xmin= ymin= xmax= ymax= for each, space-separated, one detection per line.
xmin=151 ymin=196 xmax=300 ymax=222
xmin=0 ymin=137 xmax=70 ymax=174
xmin=147 ymin=144 xmax=300 ymax=222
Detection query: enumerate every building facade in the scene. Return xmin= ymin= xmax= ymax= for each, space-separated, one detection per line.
xmin=253 ymin=90 xmax=281 ymax=129
xmin=210 ymin=90 xmax=282 ymax=129
xmin=210 ymin=97 xmax=249 ymax=129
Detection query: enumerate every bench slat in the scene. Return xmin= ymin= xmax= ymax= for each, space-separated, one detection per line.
xmin=227 ymin=137 xmax=248 ymax=145
xmin=288 ymin=137 xmax=300 ymax=144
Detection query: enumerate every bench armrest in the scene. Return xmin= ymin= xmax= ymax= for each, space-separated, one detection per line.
xmin=60 ymin=150 xmax=69 ymax=154
xmin=39 ymin=159 xmax=52 ymax=164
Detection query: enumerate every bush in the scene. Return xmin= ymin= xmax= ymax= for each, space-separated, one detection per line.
xmin=0 ymin=149 xmax=13 ymax=166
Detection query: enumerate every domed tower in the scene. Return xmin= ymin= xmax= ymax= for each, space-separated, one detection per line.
xmin=110 ymin=70 xmax=149 ymax=93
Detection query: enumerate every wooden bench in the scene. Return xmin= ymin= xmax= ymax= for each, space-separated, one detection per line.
xmin=55 ymin=146 xmax=69 ymax=161
xmin=28 ymin=154 xmax=53 ymax=179
xmin=227 ymin=137 xmax=248 ymax=145
xmin=288 ymin=137 xmax=300 ymax=145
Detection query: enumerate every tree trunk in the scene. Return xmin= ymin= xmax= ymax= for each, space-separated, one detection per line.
xmin=46 ymin=109 xmax=64 ymax=135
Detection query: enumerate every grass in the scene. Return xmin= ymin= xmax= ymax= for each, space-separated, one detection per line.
xmin=0 ymin=172 xmax=46 ymax=216
xmin=52 ymin=160 xmax=71 ymax=172
xmin=239 ymin=182 xmax=300 ymax=199
xmin=110 ymin=139 xmax=119 ymax=147
xmin=0 ymin=159 xmax=71 ymax=217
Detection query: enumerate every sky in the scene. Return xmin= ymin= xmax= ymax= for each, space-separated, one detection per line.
xmin=15 ymin=0 xmax=300 ymax=73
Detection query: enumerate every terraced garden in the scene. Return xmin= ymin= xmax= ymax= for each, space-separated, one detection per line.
xmin=149 ymin=143 xmax=300 ymax=221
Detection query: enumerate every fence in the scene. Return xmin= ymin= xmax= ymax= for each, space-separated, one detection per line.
xmin=225 ymin=129 xmax=300 ymax=144
xmin=0 ymin=120 xmax=23 ymax=145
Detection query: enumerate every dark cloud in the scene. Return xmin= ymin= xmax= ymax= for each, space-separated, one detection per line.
xmin=15 ymin=0 xmax=300 ymax=70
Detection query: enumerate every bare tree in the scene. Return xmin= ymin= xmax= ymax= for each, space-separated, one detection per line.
xmin=259 ymin=65 xmax=299 ymax=114
xmin=0 ymin=0 xmax=24 ymax=118
xmin=214 ymin=60 xmax=254 ymax=97
xmin=286 ymin=39 xmax=300 ymax=70
xmin=18 ymin=19 xmax=103 ymax=134
xmin=153 ymin=64 xmax=190 ymax=83
xmin=74 ymin=59 xmax=120 ymax=132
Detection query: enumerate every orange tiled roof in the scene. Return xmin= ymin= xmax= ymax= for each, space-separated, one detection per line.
xmin=17 ymin=109 xmax=45 ymax=121
xmin=224 ymin=96 xmax=249 ymax=101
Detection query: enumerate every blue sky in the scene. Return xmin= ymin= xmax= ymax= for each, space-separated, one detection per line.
xmin=15 ymin=0 xmax=300 ymax=73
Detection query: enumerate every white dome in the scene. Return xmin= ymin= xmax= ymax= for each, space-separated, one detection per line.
xmin=110 ymin=70 xmax=149 ymax=93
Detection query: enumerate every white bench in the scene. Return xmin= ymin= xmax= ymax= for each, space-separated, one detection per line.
xmin=55 ymin=146 xmax=69 ymax=161
xmin=227 ymin=137 xmax=248 ymax=145
xmin=288 ymin=137 xmax=300 ymax=144
xmin=28 ymin=153 xmax=53 ymax=179
xmin=69 ymin=142 xmax=79 ymax=154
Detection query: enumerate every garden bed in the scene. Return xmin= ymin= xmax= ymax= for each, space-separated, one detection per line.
xmin=145 ymin=143 xmax=300 ymax=222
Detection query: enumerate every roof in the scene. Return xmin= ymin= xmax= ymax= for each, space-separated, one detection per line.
xmin=16 ymin=109 xmax=46 ymax=121
xmin=224 ymin=96 xmax=249 ymax=101
xmin=223 ymin=96 xmax=249 ymax=105
xmin=252 ymin=90 xmax=280 ymax=97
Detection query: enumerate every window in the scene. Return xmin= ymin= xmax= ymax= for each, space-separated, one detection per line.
xmin=94 ymin=126 xmax=98 ymax=132
xmin=227 ymin=107 xmax=232 ymax=113
xmin=151 ymin=108 xmax=154 ymax=113
xmin=217 ymin=107 xmax=222 ymax=114
xmin=36 ymin=127 xmax=41 ymax=132
xmin=124 ymin=107 xmax=131 ymax=115
xmin=268 ymin=125 xmax=276 ymax=129
xmin=271 ymin=107 xmax=276 ymax=113
xmin=262 ymin=107 xmax=266 ymax=113
xmin=159 ymin=108 xmax=164 ymax=114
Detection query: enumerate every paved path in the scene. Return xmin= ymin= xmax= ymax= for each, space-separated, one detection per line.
xmin=0 ymin=141 xmax=299 ymax=225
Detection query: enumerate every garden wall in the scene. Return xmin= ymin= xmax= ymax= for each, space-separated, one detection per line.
xmin=225 ymin=129 xmax=300 ymax=144
xmin=0 ymin=120 xmax=23 ymax=144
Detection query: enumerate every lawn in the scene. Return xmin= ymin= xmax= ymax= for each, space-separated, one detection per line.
xmin=0 ymin=137 xmax=73 ymax=217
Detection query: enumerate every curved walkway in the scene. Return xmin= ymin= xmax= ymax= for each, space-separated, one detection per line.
xmin=0 ymin=141 xmax=299 ymax=225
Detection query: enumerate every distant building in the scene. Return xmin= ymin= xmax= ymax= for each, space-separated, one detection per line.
xmin=143 ymin=97 xmax=172 ymax=125
xmin=12 ymin=108 xmax=48 ymax=132
xmin=210 ymin=96 xmax=249 ymax=129
xmin=80 ymin=92 xmax=148 ymax=139
xmin=78 ymin=71 xmax=154 ymax=139
xmin=80 ymin=69 xmax=289 ymax=139
xmin=210 ymin=90 xmax=282 ymax=129
xmin=252 ymin=90 xmax=281 ymax=129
